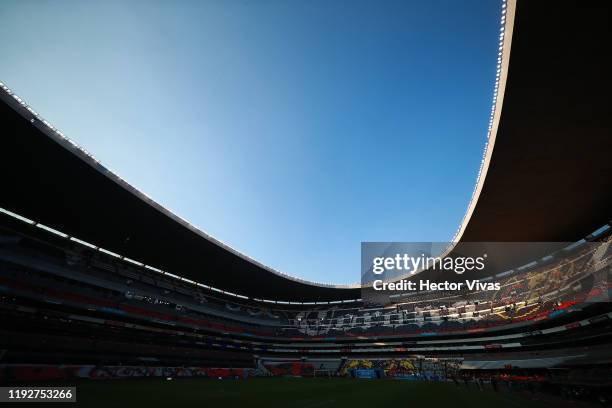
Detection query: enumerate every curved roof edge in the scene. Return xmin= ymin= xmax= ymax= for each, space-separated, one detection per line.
xmin=0 ymin=81 xmax=361 ymax=292
xmin=1 ymin=83 xmax=367 ymax=297
xmin=0 ymin=0 xmax=511 ymax=293
xmin=452 ymin=0 xmax=515 ymax=244
xmin=0 ymin=0 xmax=511 ymax=297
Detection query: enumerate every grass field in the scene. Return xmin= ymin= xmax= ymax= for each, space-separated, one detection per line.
xmin=24 ymin=378 xmax=555 ymax=408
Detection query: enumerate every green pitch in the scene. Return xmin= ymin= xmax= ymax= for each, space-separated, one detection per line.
xmin=52 ymin=378 xmax=552 ymax=408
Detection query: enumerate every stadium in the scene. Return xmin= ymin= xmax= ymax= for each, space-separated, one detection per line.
xmin=0 ymin=0 xmax=611 ymax=406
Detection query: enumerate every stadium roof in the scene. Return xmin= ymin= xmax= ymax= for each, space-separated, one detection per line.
xmin=1 ymin=0 xmax=610 ymax=302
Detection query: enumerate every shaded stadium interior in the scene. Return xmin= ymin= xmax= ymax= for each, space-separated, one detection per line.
xmin=0 ymin=0 xmax=611 ymax=403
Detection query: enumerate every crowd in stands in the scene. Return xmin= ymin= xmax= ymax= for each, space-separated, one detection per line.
xmin=0 ymin=216 xmax=611 ymax=394
xmin=339 ymin=358 xmax=462 ymax=379
xmin=1 ymin=223 xmax=609 ymax=342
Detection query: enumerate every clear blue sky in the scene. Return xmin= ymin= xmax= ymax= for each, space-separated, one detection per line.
xmin=0 ymin=0 xmax=501 ymax=285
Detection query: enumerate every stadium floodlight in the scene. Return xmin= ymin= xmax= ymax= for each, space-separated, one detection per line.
xmin=35 ymin=223 xmax=68 ymax=238
xmin=0 ymin=207 xmax=36 ymax=224
xmin=144 ymin=264 xmax=163 ymax=273
xmin=98 ymin=248 xmax=121 ymax=258
xmin=124 ymin=257 xmax=144 ymax=267
xmin=70 ymin=237 xmax=97 ymax=249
